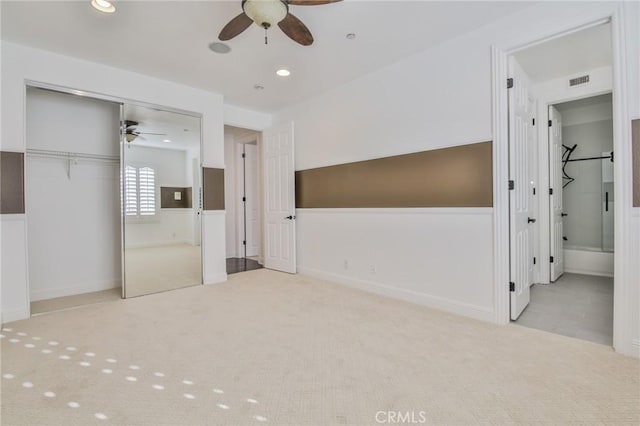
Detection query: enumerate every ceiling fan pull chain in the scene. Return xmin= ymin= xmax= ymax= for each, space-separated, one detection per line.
xmin=264 ymin=26 xmax=268 ymax=45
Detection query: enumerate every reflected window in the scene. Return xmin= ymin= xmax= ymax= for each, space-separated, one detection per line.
xmin=124 ymin=165 xmax=156 ymax=217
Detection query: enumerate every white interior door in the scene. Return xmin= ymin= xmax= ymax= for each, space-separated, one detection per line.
xmin=245 ymin=144 xmax=260 ymax=257
xmin=549 ymin=105 xmax=564 ymax=281
xmin=263 ymin=122 xmax=296 ymax=273
xmin=508 ymin=57 xmax=535 ymax=320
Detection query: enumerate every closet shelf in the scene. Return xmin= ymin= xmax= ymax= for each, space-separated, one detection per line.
xmin=26 ymin=148 xmax=119 ymax=178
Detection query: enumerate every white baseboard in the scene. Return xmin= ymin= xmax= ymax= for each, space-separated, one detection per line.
xmin=204 ymin=273 xmax=227 ymax=285
xmin=2 ymin=307 xmax=31 ymax=324
xmin=298 ymin=266 xmax=494 ymax=323
xmin=564 ymin=249 xmax=614 ymax=277
xmin=30 ymin=280 xmax=121 ymax=302
xmin=564 ymin=268 xmax=614 ymax=278
xmin=125 ymin=240 xmax=193 ymax=249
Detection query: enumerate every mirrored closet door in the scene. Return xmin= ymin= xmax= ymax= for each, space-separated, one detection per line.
xmin=121 ymin=104 xmax=203 ymax=298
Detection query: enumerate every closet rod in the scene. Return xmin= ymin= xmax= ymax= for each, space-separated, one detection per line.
xmin=565 ymin=152 xmax=614 ymax=163
xmin=26 ymin=148 xmax=119 ymax=162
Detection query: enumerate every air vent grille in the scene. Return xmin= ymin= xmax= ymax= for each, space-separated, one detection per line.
xmin=569 ymin=75 xmax=590 ymax=87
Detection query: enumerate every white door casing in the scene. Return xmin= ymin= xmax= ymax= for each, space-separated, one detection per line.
xmin=549 ymin=105 xmax=565 ymax=281
xmin=192 ymin=157 xmax=202 ymax=247
xmin=263 ymin=122 xmax=296 ymax=273
xmin=528 ymin=95 xmax=540 ymax=285
xmin=245 ymin=144 xmax=260 ymax=257
xmin=508 ymin=57 xmax=534 ymax=320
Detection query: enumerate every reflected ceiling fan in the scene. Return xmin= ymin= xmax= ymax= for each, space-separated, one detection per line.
xmin=124 ymin=120 xmax=167 ymax=143
xmin=219 ymin=0 xmax=342 ymax=46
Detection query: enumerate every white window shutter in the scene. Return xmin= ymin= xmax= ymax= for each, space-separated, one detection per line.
xmin=125 ymin=166 xmax=138 ymax=216
xmin=138 ymin=167 xmax=156 ymax=216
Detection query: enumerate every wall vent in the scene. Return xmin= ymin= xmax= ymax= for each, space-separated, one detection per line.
xmin=569 ymin=75 xmax=590 ymax=87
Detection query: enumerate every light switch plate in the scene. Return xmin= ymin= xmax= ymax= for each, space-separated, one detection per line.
xmin=174 ymin=191 xmax=182 ymax=201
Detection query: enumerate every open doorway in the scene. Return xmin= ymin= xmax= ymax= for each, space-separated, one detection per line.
xmin=224 ymin=125 xmax=263 ymax=275
xmin=507 ymin=22 xmax=615 ymax=345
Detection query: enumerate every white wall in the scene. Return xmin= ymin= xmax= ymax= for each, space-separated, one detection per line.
xmin=25 ymin=88 xmax=122 ymax=301
xmin=628 ymin=2 xmax=640 ymax=357
xmin=0 ymin=41 xmax=228 ymax=322
xmin=124 ymin=145 xmax=194 ymax=248
xmin=274 ymin=1 xmax=639 ymax=355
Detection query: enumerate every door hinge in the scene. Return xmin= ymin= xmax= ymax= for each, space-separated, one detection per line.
xmin=550 ymin=256 xmax=554 ymax=263
xmin=533 ymin=187 xmax=536 ymax=195
xmin=548 ymin=120 xmax=552 ymax=127
xmin=532 ymin=118 xmax=536 ymax=126
xmin=533 ymin=257 xmax=537 ymax=265
xmin=509 ymin=282 xmax=515 ymax=292
xmin=241 ymin=153 xmax=246 ymax=158
xmin=509 ymin=180 xmax=515 ymax=190
xmin=507 ymin=78 xmax=514 ymax=89
xmin=243 ymin=240 xmax=246 ymax=245
xmin=549 ymin=188 xmax=553 ymax=195
xmin=242 ymin=196 xmax=246 ymax=202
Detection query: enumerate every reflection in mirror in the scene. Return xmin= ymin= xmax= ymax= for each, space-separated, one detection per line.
xmin=122 ymin=104 xmax=202 ymax=298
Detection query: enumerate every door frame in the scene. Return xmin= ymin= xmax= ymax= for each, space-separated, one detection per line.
xmin=543 ymin=91 xmax=613 ymax=284
xmin=24 ymin=80 xmax=205 ymax=301
xmin=491 ymin=5 xmax=634 ymax=355
xmin=232 ymin=134 xmax=262 ymax=262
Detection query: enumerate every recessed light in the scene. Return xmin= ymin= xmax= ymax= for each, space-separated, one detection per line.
xmin=163 ymin=139 xmax=171 ymax=143
xmin=276 ymin=69 xmax=291 ymax=77
xmin=346 ymin=33 xmax=356 ymax=40
xmin=208 ymin=42 xmax=231 ymax=54
xmin=90 ymin=0 xmax=116 ymax=13
xmin=254 ymin=84 xmax=265 ymax=91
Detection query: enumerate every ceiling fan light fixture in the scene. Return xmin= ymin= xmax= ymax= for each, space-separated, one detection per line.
xmin=276 ymin=68 xmax=291 ymax=77
xmin=243 ymin=0 xmax=288 ymax=29
xmin=90 ymin=0 xmax=116 ymax=13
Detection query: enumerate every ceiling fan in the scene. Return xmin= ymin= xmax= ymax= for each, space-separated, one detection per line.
xmin=219 ymin=0 xmax=343 ymax=46
xmin=124 ymin=120 xmax=167 ymax=143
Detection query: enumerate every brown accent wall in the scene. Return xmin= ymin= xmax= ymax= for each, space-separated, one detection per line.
xmin=160 ymin=187 xmax=192 ymax=209
xmin=633 ymin=119 xmax=640 ymax=207
xmin=202 ymin=167 xmax=225 ymax=210
xmin=295 ymin=142 xmax=493 ymax=208
xmin=1 ymin=151 xmax=25 ymax=214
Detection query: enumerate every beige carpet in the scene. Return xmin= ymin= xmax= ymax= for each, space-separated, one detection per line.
xmin=1 ymin=269 xmax=638 ymax=425
xmin=124 ymin=244 xmax=201 ymax=298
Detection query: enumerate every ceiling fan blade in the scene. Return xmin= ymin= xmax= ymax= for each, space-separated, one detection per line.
xmin=288 ymin=0 xmax=342 ymax=5
xmin=138 ymin=132 xmax=167 ymax=136
xmin=278 ymin=13 xmax=314 ymax=46
xmin=219 ymin=13 xmax=253 ymax=41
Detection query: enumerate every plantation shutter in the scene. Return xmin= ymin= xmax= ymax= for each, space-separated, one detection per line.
xmin=138 ymin=167 xmax=156 ymax=216
xmin=125 ymin=166 xmax=138 ymax=216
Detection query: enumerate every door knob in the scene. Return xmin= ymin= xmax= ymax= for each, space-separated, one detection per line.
xmin=527 ymin=217 xmax=536 ymax=223
xmin=285 ymin=215 xmax=296 ymax=220
xmin=561 ymin=213 xmax=568 ymax=217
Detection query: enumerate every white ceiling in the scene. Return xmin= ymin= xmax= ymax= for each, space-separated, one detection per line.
xmin=124 ymin=104 xmax=200 ymax=151
xmin=1 ymin=1 xmax=535 ymax=112
xmin=514 ymin=22 xmax=612 ymax=83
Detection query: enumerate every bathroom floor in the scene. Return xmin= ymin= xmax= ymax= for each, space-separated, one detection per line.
xmin=513 ymin=273 xmax=613 ymax=346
